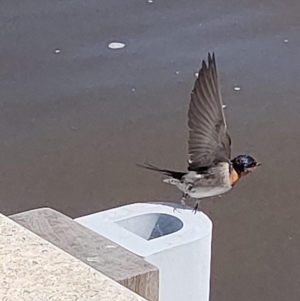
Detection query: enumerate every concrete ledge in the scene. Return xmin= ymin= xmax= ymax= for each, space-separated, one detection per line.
xmin=10 ymin=208 xmax=159 ymax=301
xmin=0 ymin=213 xmax=147 ymax=301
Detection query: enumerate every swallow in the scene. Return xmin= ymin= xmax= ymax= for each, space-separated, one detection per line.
xmin=138 ymin=53 xmax=261 ymax=212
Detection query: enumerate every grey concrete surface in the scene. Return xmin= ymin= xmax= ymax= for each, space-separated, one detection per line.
xmin=1 ymin=0 xmax=300 ymax=300
xmin=10 ymin=208 xmax=159 ymax=301
xmin=0 ymin=213 xmax=148 ymax=301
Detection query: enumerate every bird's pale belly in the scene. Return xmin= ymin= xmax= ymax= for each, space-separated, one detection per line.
xmin=174 ymin=162 xmax=233 ymax=199
xmin=188 ymin=185 xmax=232 ymax=199
xmin=163 ymin=162 xmax=234 ymax=199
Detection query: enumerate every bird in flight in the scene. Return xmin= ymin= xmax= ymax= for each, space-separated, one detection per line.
xmin=138 ymin=53 xmax=261 ymax=212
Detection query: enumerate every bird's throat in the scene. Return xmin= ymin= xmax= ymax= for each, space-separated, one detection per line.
xmin=229 ymin=168 xmax=240 ymax=186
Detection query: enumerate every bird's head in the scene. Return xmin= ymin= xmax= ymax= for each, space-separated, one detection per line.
xmin=231 ymin=154 xmax=261 ymax=176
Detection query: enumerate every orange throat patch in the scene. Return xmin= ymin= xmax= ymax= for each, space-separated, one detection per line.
xmin=229 ymin=168 xmax=240 ymax=186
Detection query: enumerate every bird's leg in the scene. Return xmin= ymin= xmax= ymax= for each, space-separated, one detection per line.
xmin=173 ymin=192 xmax=188 ymax=213
xmin=180 ymin=192 xmax=188 ymax=207
xmin=192 ymin=199 xmax=202 ymax=214
xmin=173 ymin=183 xmax=193 ymax=212
xmin=180 ymin=182 xmax=193 ymax=207
xmin=174 ymin=183 xmax=194 ymax=211
xmin=172 ymin=192 xmax=185 ymax=213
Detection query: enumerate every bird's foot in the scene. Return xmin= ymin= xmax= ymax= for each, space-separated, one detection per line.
xmin=173 ymin=207 xmax=181 ymax=213
xmin=173 ymin=193 xmax=187 ymax=213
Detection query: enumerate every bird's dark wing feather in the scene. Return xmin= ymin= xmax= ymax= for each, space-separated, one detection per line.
xmin=188 ymin=53 xmax=231 ymax=171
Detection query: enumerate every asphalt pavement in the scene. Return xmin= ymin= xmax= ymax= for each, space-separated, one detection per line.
xmin=1 ymin=0 xmax=300 ymax=300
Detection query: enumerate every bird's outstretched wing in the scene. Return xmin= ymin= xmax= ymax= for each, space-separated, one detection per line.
xmin=188 ymin=53 xmax=231 ymax=171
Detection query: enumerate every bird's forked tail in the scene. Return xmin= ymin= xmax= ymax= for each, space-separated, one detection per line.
xmin=136 ymin=162 xmax=186 ymax=181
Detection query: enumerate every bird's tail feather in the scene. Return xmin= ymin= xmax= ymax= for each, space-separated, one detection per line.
xmin=136 ymin=162 xmax=186 ymax=180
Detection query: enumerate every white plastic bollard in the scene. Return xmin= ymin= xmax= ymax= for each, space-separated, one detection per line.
xmin=75 ymin=202 xmax=212 ymax=301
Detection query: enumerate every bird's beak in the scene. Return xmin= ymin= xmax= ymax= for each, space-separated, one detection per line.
xmin=256 ymin=162 xmax=262 ymax=167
